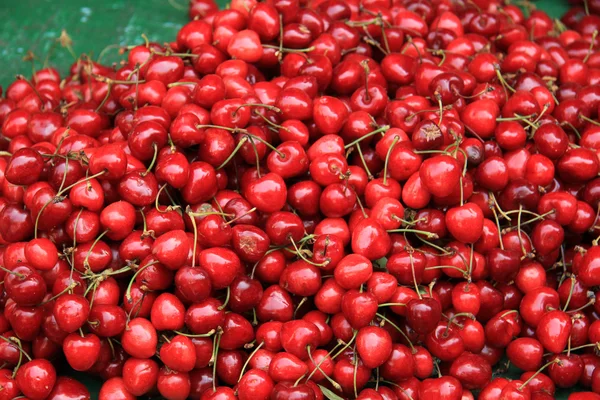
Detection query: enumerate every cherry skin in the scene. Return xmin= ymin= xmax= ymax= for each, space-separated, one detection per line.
xmin=16 ymin=358 xmax=57 ymax=400
xmin=121 ymin=318 xmax=158 ymax=359
xmin=419 ymin=154 xmax=461 ymax=198
xmin=356 ymin=325 xmax=393 ymax=368
xmin=445 ymin=202 xmax=484 ymax=243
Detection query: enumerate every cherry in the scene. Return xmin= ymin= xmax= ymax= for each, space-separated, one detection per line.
xmin=419 ymin=376 xmax=463 ymax=400
xmin=536 ymin=310 xmax=572 ymax=354
xmin=425 ymin=322 xmax=465 ymax=362
xmin=122 ymin=357 xmax=159 ymax=396
xmin=243 ymin=172 xmax=287 ymax=213
xmin=121 ymin=317 xmax=158 ymax=359
xmin=449 ymin=352 xmax=492 ymax=390
xmin=406 ymin=297 xmax=442 ymax=335
xmin=356 ymin=325 xmax=393 ymax=369
xmin=157 ymin=367 xmax=191 ymax=400
xmin=63 ymin=333 xmax=101 ymax=371
xmin=16 ymin=358 xmax=57 ymax=400
xmin=445 ymin=203 xmax=484 ymax=243
xmin=5 ymin=148 xmax=44 ymax=186
xmin=341 ymin=290 xmax=378 ymax=329
xmin=271 ymin=382 xmax=315 ymax=400
xmin=548 ymin=354 xmax=584 ymax=388
xmin=351 ymin=218 xmax=391 ymax=260
xmin=419 ymin=154 xmax=461 ymax=198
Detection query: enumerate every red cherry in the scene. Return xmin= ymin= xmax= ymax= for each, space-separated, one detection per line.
xmin=16 ymin=358 xmax=57 ymax=400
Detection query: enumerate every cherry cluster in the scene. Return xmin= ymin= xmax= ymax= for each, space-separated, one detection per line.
xmin=2 ymin=0 xmax=600 ymax=399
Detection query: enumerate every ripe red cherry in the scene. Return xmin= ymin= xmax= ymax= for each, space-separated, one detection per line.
xmin=5 ymin=148 xmax=44 ymax=185
xmin=243 ymin=172 xmax=287 ymax=213
xmin=16 ymin=358 xmax=57 ymax=400
xmin=419 ymin=154 xmax=461 ymax=197
xmin=121 ymin=318 xmax=158 ymax=359
xmin=63 ymin=333 xmax=102 ymax=371
xmin=445 ymin=203 xmax=484 ymax=243
xmin=341 ymin=290 xmax=378 ymax=329
xmin=536 ymin=310 xmax=572 ymax=354
xmin=406 ymin=297 xmax=442 ymax=335
xmin=227 ymin=30 xmax=263 ymax=63
xmin=356 ymin=326 xmax=393 ymax=369
xmin=351 ymin=218 xmax=392 ymax=260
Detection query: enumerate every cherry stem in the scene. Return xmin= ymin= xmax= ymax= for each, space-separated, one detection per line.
xmin=415 ymin=236 xmax=451 ymax=255
xmin=406 ymin=105 xmax=452 ymax=121
xmin=0 ymin=265 xmax=24 ymax=279
xmin=233 ymin=103 xmax=281 ymax=116
xmin=58 ymin=169 xmax=107 ymax=197
xmin=502 ymin=209 xmax=555 ymax=233
xmin=289 ymin=237 xmax=329 ymax=268
xmin=253 ymin=110 xmax=288 ymax=131
xmin=424 ymin=265 xmax=468 ymax=279
xmin=409 ymin=253 xmax=422 ymax=299
xmin=238 ymin=341 xmax=264 ymax=381
xmin=224 ymin=207 xmax=256 ymax=225
xmin=501 ymin=309 xmax=519 ymax=319
xmin=307 ymin=345 xmax=343 ymax=391
xmin=519 ymin=359 xmax=561 ymax=391
xmin=95 ymin=82 xmax=112 ymax=112
xmin=245 ymin=133 xmax=284 ymax=158
xmin=378 ymin=303 xmax=406 ymax=307
xmin=142 ymin=143 xmax=158 ymax=176
xmin=376 ymin=313 xmax=415 ymax=351
xmin=0 ymin=336 xmax=31 ymax=378
xmin=567 ymin=298 xmax=596 ymax=313
xmin=565 ymin=342 xmax=600 ymax=353
xmin=93 ymin=75 xmax=146 ymax=85
xmin=445 ymin=312 xmax=475 ymax=329
xmin=515 ymin=205 xmax=528 ymax=258
xmin=262 ymin=44 xmax=315 ymax=53
xmin=562 ymin=277 xmax=576 ymax=312
xmin=489 ymin=192 xmax=512 ymax=221
xmin=306 ymin=341 xmax=343 ymax=384
xmin=380 ymin=380 xmax=415 ymax=400
xmin=124 ymin=261 xmax=159 ymax=301
xmin=360 ymin=60 xmax=371 ymax=102
xmin=42 ymin=282 xmax=78 ymax=305
xmin=331 ymin=331 xmax=358 ymax=360
xmin=187 ymin=208 xmax=199 ymax=267
xmin=218 ymin=286 xmax=230 ymax=310
xmin=16 ymin=75 xmax=46 ymax=110
xmin=459 ymin=84 xmax=495 ymax=99
xmin=294 ymin=297 xmax=308 ymax=318
xmin=352 ymin=342 xmax=359 ymax=398
xmin=344 ymin=125 xmax=390 ymax=149
xmin=247 ymin=136 xmax=262 ymax=178
xmin=173 ymin=329 xmax=216 ymax=338
xmin=386 ymin=228 xmax=438 ymax=240
xmin=580 ymin=114 xmax=600 ymax=127
xmin=155 ymin=184 xmax=179 ymax=213
xmin=83 ymin=230 xmax=110 ymax=272
xmin=211 ymin=329 xmax=222 ymax=393
xmin=435 ymin=93 xmax=444 ymax=126
xmin=353 ymin=144 xmax=373 ymax=180
xmin=583 ymin=30 xmax=598 ymax=63
xmin=167 ymin=81 xmax=198 ymax=88
xmin=495 ymin=67 xmax=516 ymax=95
xmin=382 ymin=136 xmax=399 ymax=186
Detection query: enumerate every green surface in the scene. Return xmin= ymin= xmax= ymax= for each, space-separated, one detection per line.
xmin=0 ymin=0 xmax=583 ymax=399
xmin=0 ymin=0 xmax=571 ymax=88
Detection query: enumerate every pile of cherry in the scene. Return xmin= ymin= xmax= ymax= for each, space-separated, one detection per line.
xmin=4 ymin=0 xmax=600 ymax=398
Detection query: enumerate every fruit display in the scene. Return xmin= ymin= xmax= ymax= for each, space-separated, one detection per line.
xmin=2 ymin=0 xmax=600 ymax=399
